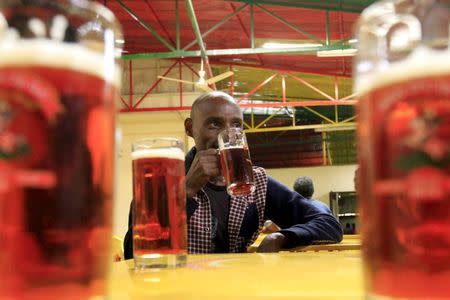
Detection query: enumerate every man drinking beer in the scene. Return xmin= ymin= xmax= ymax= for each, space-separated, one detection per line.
xmin=124 ymin=91 xmax=342 ymax=256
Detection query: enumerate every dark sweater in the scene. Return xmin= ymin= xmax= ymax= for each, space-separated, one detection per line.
xmin=124 ymin=147 xmax=342 ymax=258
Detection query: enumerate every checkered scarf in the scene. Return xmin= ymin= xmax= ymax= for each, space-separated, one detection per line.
xmin=188 ymin=167 xmax=268 ymax=253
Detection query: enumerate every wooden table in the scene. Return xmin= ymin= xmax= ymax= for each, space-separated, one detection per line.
xmin=247 ymin=234 xmax=362 ymax=253
xmin=109 ymin=251 xmax=364 ymax=299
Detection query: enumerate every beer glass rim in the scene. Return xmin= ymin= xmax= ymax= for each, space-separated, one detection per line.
xmin=132 ymin=137 xmax=182 ymax=151
xmin=218 ymin=127 xmax=244 ymax=136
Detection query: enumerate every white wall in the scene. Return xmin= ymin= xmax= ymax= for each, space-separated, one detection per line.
xmin=266 ymin=165 xmax=357 ymax=206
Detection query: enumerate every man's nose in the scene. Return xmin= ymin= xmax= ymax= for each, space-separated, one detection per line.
xmin=224 ymin=124 xmax=233 ymax=131
xmin=224 ymin=122 xmax=240 ymax=131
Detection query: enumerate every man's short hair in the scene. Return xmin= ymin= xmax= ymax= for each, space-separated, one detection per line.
xmin=293 ymin=176 xmax=314 ymax=199
xmin=190 ymin=91 xmax=236 ymax=119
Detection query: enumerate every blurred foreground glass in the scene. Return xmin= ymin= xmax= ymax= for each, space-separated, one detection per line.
xmin=0 ymin=1 xmax=122 ymax=299
xmin=354 ymin=0 xmax=450 ymax=298
xmin=132 ymin=138 xmax=187 ymax=269
xmin=218 ymin=128 xmax=255 ymax=197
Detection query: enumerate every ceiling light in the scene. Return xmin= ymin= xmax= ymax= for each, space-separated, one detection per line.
xmin=316 ymin=49 xmax=357 ymax=57
xmin=262 ymin=42 xmax=322 ymax=49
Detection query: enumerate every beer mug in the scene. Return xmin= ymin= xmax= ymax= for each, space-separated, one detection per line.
xmin=218 ymin=128 xmax=255 ymax=197
xmin=0 ymin=1 xmax=122 ymax=299
xmin=354 ymin=0 xmax=450 ymax=299
xmin=131 ymin=138 xmax=187 ymax=268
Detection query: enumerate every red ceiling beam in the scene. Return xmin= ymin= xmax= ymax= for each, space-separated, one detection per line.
xmin=120 ymin=99 xmax=356 ymax=113
xmin=132 ymin=60 xmax=179 ymax=109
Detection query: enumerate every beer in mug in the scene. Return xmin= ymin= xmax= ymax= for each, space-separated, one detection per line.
xmin=132 ymin=138 xmax=187 ymax=268
xmin=0 ymin=1 xmax=122 ymax=299
xmin=355 ymin=0 xmax=450 ymax=298
xmin=218 ymin=128 xmax=255 ymax=197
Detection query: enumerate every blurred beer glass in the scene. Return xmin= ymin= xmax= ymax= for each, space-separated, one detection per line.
xmin=131 ymin=138 xmax=187 ymax=269
xmin=0 ymin=1 xmax=122 ymax=299
xmin=354 ymin=0 xmax=450 ymax=298
xmin=218 ymin=128 xmax=255 ymax=197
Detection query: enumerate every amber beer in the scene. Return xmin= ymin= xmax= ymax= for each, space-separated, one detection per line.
xmin=218 ymin=128 xmax=255 ymax=197
xmin=131 ymin=139 xmax=187 ymax=268
xmin=0 ymin=38 xmax=120 ymax=299
xmin=357 ymin=48 xmax=450 ymax=298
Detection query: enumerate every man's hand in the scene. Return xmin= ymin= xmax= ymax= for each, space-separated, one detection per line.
xmin=256 ymin=232 xmax=287 ymax=253
xmin=261 ymin=220 xmax=281 ymax=234
xmin=186 ymin=148 xmax=221 ymax=198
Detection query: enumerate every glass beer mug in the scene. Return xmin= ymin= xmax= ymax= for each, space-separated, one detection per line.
xmin=218 ymin=127 xmax=255 ymax=197
xmin=354 ymin=0 xmax=449 ymax=299
xmin=0 ymin=1 xmax=122 ymax=299
xmin=131 ymin=138 xmax=187 ymax=269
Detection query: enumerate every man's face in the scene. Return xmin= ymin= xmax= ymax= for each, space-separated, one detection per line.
xmin=188 ymin=97 xmax=243 ymax=151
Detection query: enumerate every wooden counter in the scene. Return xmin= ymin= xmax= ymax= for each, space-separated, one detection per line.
xmin=109 ymin=250 xmax=364 ymax=299
xmin=247 ymin=234 xmax=361 ymax=253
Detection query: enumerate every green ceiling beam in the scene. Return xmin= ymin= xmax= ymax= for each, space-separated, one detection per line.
xmin=255 ymin=4 xmax=323 ymax=43
xmin=115 ymin=0 xmax=175 ymax=51
xmin=183 ymin=3 xmax=249 ymax=50
xmin=254 ymin=107 xmax=284 ymax=129
xmin=250 ymin=4 xmax=255 ymax=48
xmin=325 ymin=10 xmax=331 ymax=46
xmin=176 ymin=0 xmax=180 ymax=50
xmin=185 ymin=0 xmax=208 ymax=59
xmin=244 ymin=122 xmax=356 ymax=133
xmin=122 ymin=43 xmax=352 ymax=59
xmin=341 ymin=115 xmax=356 ymax=123
xmin=185 ymin=0 xmax=216 ymax=83
xmin=226 ymin=0 xmax=375 ymax=13
xmin=303 ymin=106 xmax=336 ymax=124
xmin=335 ymin=105 xmax=339 ymax=122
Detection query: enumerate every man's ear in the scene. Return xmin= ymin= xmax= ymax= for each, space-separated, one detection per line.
xmin=184 ymin=118 xmax=193 ymax=137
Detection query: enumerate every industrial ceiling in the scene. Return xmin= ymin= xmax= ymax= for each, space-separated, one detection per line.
xmin=100 ymin=0 xmax=374 ymax=166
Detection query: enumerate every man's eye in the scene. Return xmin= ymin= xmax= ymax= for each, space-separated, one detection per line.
xmin=209 ymin=121 xmax=220 ymax=128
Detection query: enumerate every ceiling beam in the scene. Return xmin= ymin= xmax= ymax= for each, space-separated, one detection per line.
xmin=115 ymin=0 xmax=175 ymax=51
xmin=226 ymin=0 xmax=375 ymax=13
xmin=122 ymin=43 xmax=353 ymax=59
xmin=176 ymin=0 xmax=180 ymax=50
xmin=239 ymin=100 xmax=356 ymax=107
xmin=255 ymin=3 xmax=323 ymax=43
xmin=207 ymin=61 xmax=353 ymax=78
xmin=183 ymin=3 xmax=249 ymax=50
xmin=244 ymin=122 xmax=356 ymax=133
xmin=229 ymin=2 xmax=265 ymax=65
xmin=185 ymin=0 xmax=215 ymax=86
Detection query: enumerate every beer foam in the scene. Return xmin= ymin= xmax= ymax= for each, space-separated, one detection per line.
xmin=355 ymin=47 xmax=450 ymax=95
xmin=131 ymin=147 xmax=185 ymax=161
xmin=0 ymin=39 xmax=120 ymax=86
xmin=220 ymin=145 xmax=245 ymax=150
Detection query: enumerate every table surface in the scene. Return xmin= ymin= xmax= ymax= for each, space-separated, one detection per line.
xmin=247 ymin=234 xmax=361 ymax=252
xmin=109 ymin=250 xmax=364 ymax=300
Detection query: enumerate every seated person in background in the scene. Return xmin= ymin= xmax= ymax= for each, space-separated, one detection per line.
xmin=293 ymin=176 xmax=314 ymax=199
xmin=124 ymin=91 xmax=342 ymax=257
xmin=263 ymin=176 xmax=318 ymax=233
